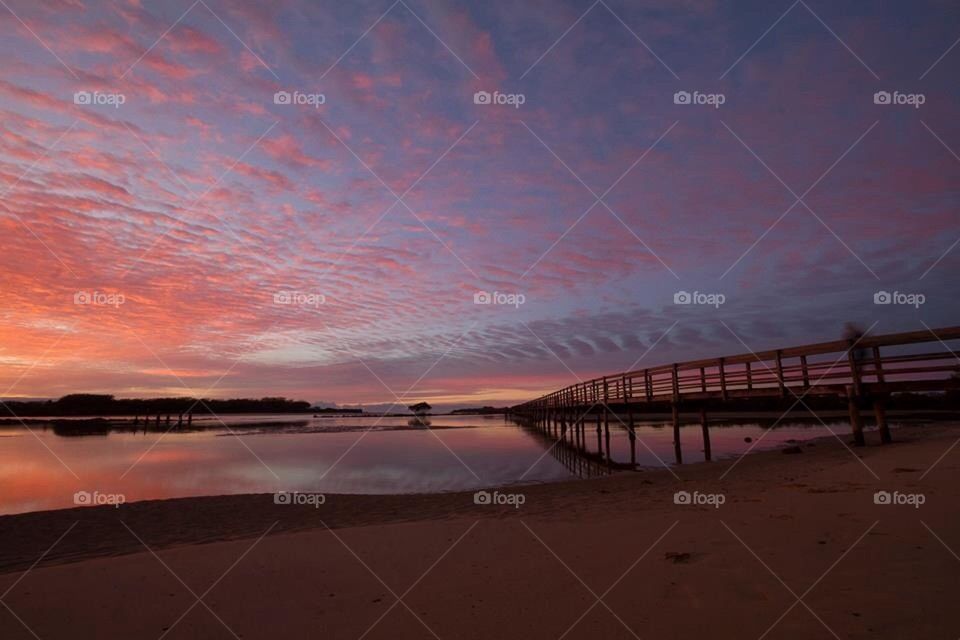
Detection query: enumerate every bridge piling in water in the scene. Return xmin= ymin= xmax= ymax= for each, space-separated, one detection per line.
xmin=595 ymin=413 xmax=602 ymax=454
xmin=672 ymin=403 xmax=682 ymax=464
xmin=700 ymin=406 xmax=712 ymax=462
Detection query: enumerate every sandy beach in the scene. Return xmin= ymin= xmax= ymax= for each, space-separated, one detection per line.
xmin=1 ymin=424 xmax=958 ymax=639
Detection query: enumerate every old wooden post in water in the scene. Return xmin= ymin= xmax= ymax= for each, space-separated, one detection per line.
xmin=700 ymin=406 xmax=711 ymax=461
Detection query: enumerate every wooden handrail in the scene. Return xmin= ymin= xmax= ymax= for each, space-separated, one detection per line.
xmin=514 ymin=326 xmax=960 ymax=410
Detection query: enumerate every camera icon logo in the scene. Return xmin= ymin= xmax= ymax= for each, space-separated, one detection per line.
xmin=73 ymin=91 xmax=92 ymax=105
xmin=473 ymin=291 xmax=492 ymax=304
xmin=873 ymin=490 xmax=891 ymax=505
xmin=73 ymin=291 xmax=91 ymax=305
xmin=473 ymin=91 xmax=491 ymax=105
xmin=274 ymin=91 xmax=292 ymax=105
xmin=73 ymin=490 xmax=91 ymax=505
xmin=274 ymin=491 xmax=292 ymax=505
xmin=473 ymin=490 xmax=491 ymax=505
xmin=673 ymin=490 xmax=692 ymax=505
xmin=873 ymin=91 xmax=891 ymax=105
xmin=673 ymin=91 xmax=691 ymax=105
xmin=873 ymin=290 xmax=891 ymax=305
xmin=673 ymin=291 xmax=692 ymax=305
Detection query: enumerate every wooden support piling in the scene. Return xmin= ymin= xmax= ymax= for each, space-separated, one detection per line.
xmin=672 ymin=403 xmax=682 ymax=464
xmin=603 ymin=413 xmax=611 ymax=464
xmin=874 ymin=395 xmax=891 ymax=444
xmin=847 ymin=385 xmax=865 ymax=446
xmin=596 ymin=413 xmax=603 ymax=453
xmin=700 ymin=406 xmax=711 ymax=461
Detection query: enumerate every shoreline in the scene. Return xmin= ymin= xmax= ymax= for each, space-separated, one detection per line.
xmin=0 ymin=423 xmax=946 ymax=575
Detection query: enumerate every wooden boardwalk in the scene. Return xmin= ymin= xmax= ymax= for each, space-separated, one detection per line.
xmin=511 ymin=326 xmax=960 ymax=464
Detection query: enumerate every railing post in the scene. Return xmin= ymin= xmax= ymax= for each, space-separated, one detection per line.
xmin=700 ymin=366 xmax=706 ymax=393
xmin=672 ymin=363 xmax=680 ymax=400
xmin=645 ymin=369 xmax=652 ymax=402
xmin=719 ymin=358 xmax=728 ymax=401
xmin=847 ymin=343 xmax=863 ymax=397
xmin=776 ymin=350 xmax=786 ymax=397
xmin=872 ymin=346 xmax=885 ymax=384
xmin=746 ymin=360 xmax=752 ymax=391
xmin=800 ymin=355 xmax=810 ymax=388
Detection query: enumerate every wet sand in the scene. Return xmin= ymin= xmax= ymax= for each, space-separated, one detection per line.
xmin=1 ymin=424 xmax=958 ymax=639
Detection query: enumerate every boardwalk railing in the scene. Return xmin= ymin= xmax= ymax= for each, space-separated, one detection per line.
xmin=511 ymin=326 xmax=960 ymax=462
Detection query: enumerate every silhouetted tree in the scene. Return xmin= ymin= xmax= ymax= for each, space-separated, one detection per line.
xmin=408 ymin=402 xmax=432 ymax=416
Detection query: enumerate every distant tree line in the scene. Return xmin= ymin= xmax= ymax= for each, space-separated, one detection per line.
xmin=3 ymin=394 xmax=314 ymax=417
xmin=451 ymin=406 xmax=507 ymax=415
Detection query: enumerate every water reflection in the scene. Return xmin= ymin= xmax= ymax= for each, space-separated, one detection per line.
xmin=0 ymin=414 xmax=859 ymax=515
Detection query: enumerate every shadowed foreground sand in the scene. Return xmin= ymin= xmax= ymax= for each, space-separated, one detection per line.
xmin=1 ymin=425 xmax=958 ymax=639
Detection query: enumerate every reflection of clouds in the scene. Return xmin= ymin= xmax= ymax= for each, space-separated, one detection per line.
xmin=0 ymin=425 xmax=574 ymax=514
xmin=1 ymin=417 xmax=893 ymax=514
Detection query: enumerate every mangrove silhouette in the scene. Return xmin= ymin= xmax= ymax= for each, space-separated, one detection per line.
xmin=3 ymin=394 xmax=314 ymax=417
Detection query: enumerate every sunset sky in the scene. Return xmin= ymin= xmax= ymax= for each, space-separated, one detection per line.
xmin=1 ymin=0 xmax=958 ymax=409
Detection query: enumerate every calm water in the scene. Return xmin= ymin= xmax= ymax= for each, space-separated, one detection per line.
xmin=0 ymin=413 xmax=862 ymax=515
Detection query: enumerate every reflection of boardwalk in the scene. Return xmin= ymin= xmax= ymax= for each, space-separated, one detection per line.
xmin=513 ymin=327 xmax=960 ymax=464
xmin=520 ymin=422 xmax=612 ymax=478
